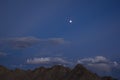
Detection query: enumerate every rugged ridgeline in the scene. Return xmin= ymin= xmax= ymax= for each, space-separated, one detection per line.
xmin=0 ymin=64 xmax=117 ymax=80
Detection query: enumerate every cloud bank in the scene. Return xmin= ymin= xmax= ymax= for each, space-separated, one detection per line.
xmin=26 ymin=57 xmax=70 ymax=65
xmin=0 ymin=37 xmax=68 ymax=49
xmin=77 ymin=56 xmax=119 ymax=72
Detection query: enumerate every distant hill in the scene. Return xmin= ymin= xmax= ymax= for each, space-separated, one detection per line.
xmin=0 ymin=64 xmax=117 ymax=80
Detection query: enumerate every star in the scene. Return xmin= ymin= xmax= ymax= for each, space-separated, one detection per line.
xmin=69 ymin=20 xmax=72 ymax=23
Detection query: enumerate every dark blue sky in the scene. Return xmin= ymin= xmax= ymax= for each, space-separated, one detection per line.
xmin=0 ymin=0 xmax=120 ymax=79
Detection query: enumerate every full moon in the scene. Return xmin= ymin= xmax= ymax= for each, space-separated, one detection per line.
xmin=69 ymin=20 xmax=72 ymax=23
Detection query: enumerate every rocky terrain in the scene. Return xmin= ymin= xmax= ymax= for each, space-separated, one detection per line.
xmin=0 ymin=64 xmax=117 ymax=80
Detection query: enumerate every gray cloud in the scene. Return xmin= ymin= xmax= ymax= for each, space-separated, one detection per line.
xmin=0 ymin=37 xmax=68 ymax=49
xmin=47 ymin=38 xmax=67 ymax=45
xmin=77 ymin=56 xmax=119 ymax=72
xmin=0 ymin=52 xmax=7 ymax=56
xmin=26 ymin=57 xmax=70 ymax=65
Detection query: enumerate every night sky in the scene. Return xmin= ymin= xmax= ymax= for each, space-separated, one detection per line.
xmin=0 ymin=0 xmax=120 ymax=79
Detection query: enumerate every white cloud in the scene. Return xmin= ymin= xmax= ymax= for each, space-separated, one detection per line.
xmin=94 ymin=56 xmax=108 ymax=63
xmin=78 ymin=56 xmax=108 ymax=64
xmin=26 ymin=57 xmax=70 ymax=64
xmin=27 ymin=57 xmax=51 ymax=64
xmin=77 ymin=56 xmax=119 ymax=72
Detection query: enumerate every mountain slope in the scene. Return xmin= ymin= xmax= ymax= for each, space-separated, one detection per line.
xmin=0 ymin=64 xmax=116 ymax=80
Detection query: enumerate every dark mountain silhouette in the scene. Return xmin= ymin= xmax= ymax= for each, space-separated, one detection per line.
xmin=0 ymin=64 xmax=117 ymax=80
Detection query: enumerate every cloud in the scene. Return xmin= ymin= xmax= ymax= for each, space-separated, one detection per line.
xmin=0 ymin=37 xmax=68 ymax=49
xmin=0 ymin=37 xmax=40 ymax=49
xmin=11 ymin=64 xmax=26 ymax=68
xmin=26 ymin=57 xmax=70 ymax=65
xmin=77 ymin=56 xmax=119 ymax=72
xmin=113 ymin=61 xmax=119 ymax=67
xmin=78 ymin=56 xmax=109 ymax=64
xmin=0 ymin=52 xmax=7 ymax=56
xmin=88 ymin=63 xmax=111 ymax=72
xmin=47 ymin=38 xmax=67 ymax=45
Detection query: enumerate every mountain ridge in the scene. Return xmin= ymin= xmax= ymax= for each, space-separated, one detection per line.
xmin=0 ymin=64 xmax=117 ymax=80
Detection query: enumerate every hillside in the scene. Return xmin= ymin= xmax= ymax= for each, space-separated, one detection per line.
xmin=0 ymin=64 xmax=117 ymax=80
